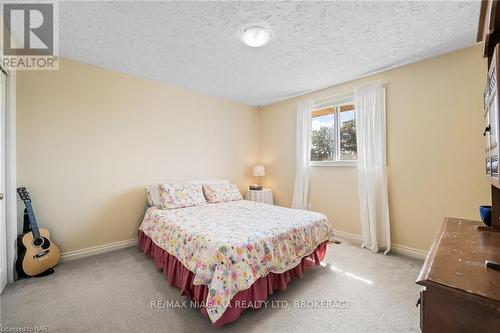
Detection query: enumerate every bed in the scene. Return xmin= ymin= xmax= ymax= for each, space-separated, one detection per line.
xmin=138 ymin=198 xmax=334 ymax=325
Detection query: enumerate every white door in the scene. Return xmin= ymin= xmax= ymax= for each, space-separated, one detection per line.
xmin=0 ymin=70 xmax=7 ymax=293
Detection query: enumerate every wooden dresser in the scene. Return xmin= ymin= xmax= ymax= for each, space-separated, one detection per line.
xmin=416 ymin=217 xmax=500 ymax=332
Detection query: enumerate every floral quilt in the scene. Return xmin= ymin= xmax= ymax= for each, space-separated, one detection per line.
xmin=139 ymin=200 xmax=334 ymax=323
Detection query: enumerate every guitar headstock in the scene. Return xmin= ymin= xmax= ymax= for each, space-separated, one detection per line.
xmin=17 ymin=187 xmax=31 ymax=202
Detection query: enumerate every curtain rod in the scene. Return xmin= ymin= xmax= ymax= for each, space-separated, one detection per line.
xmin=312 ymin=80 xmax=387 ymax=103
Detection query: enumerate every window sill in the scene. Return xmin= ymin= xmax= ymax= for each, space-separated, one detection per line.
xmin=309 ymin=160 xmax=358 ymax=167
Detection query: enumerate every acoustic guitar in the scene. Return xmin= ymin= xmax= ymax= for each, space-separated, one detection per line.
xmin=16 ymin=187 xmax=60 ymax=277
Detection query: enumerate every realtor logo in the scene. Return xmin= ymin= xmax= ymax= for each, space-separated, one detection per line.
xmin=1 ymin=2 xmax=58 ymax=70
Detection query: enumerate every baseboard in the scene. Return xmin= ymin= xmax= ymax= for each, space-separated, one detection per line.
xmin=60 ymin=230 xmax=427 ymax=262
xmin=61 ymin=238 xmax=138 ymax=262
xmin=391 ymin=244 xmax=428 ymax=260
xmin=333 ymin=229 xmax=363 ymax=245
xmin=333 ymin=229 xmax=428 ymax=260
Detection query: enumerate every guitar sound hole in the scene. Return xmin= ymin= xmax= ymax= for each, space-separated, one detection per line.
xmin=33 ymin=238 xmax=43 ymax=247
xmin=41 ymin=238 xmax=51 ymax=250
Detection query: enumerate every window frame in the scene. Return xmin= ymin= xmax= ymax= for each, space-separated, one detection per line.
xmin=309 ymin=95 xmax=357 ymax=167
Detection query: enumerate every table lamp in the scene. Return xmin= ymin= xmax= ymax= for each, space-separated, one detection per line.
xmin=250 ymin=165 xmax=265 ymax=190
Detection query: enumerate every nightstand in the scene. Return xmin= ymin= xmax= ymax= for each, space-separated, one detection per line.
xmin=245 ymin=188 xmax=274 ymax=205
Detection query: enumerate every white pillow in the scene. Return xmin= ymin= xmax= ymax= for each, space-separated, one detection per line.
xmin=146 ymin=183 xmax=161 ymax=206
xmin=146 ymin=179 xmax=230 ymax=206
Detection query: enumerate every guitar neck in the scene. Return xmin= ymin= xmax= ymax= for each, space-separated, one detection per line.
xmin=24 ymin=201 xmax=41 ymax=239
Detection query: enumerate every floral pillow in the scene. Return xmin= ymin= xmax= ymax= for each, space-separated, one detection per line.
xmin=202 ymin=183 xmax=243 ymax=203
xmin=159 ymin=184 xmax=207 ymax=209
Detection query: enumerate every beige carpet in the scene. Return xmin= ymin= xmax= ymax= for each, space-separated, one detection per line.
xmin=0 ymin=241 xmax=423 ymax=333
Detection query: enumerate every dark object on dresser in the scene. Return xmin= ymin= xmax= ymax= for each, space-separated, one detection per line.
xmin=485 ymin=260 xmax=500 ymax=271
xmin=416 ymin=217 xmax=500 ymax=333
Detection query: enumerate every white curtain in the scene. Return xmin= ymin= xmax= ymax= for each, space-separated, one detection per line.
xmin=355 ymin=82 xmax=391 ymax=254
xmin=291 ymin=100 xmax=313 ymax=210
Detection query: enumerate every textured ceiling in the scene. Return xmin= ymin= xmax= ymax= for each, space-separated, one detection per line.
xmin=57 ymin=1 xmax=480 ymax=106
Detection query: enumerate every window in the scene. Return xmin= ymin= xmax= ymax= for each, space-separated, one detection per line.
xmin=310 ymin=98 xmax=357 ymax=165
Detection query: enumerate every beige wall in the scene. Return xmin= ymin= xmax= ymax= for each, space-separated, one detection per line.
xmin=259 ymin=45 xmax=490 ymax=252
xmin=16 ymin=58 xmax=259 ymax=253
xmin=16 ymin=45 xmax=490 ymax=255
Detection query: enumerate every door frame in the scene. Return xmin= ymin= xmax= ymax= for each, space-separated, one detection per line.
xmin=1 ymin=65 xmax=17 ymax=288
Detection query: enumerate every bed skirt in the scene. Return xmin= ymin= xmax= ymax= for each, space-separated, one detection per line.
xmin=138 ymin=230 xmax=328 ymax=326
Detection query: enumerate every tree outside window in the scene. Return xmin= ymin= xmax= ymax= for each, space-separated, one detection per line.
xmin=311 ymin=102 xmax=357 ymax=163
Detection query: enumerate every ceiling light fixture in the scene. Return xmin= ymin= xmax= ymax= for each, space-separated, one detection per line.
xmin=241 ymin=26 xmax=271 ymax=47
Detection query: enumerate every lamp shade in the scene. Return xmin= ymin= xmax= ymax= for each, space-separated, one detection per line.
xmin=253 ymin=165 xmax=265 ymax=177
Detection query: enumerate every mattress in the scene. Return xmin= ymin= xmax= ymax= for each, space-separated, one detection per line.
xmin=139 ymin=200 xmax=334 ymax=323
